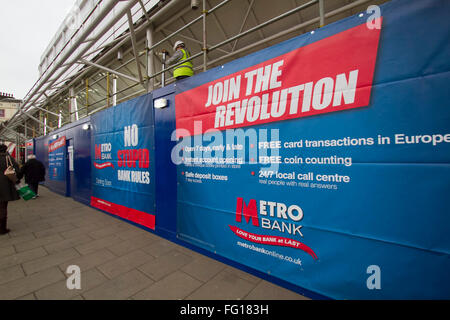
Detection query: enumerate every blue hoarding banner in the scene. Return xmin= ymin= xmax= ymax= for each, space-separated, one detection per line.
xmin=90 ymin=93 xmax=156 ymax=230
xmin=174 ymin=0 xmax=450 ymax=299
xmin=48 ymin=136 xmax=66 ymax=181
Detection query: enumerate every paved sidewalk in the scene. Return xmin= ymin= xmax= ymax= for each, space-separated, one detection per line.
xmin=0 ymin=187 xmax=309 ymax=300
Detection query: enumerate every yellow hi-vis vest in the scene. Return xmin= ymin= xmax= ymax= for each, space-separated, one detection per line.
xmin=173 ymin=49 xmax=194 ymax=78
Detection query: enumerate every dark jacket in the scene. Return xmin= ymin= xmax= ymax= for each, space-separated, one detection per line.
xmin=0 ymin=152 xmax=20 ymax=202
xmin=20 ymin=158 xmax=46 ymax=185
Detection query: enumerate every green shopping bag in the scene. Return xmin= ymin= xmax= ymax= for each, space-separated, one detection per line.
xmin=15 ymin=183 xmax=36 ymax=201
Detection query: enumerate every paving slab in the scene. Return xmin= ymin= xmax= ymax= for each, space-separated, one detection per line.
xmin=186 ymin=269 xmax=257 ymax=300
xmin=132 ymin=271 xmax=203 ymax=300
xmin=35 ymin=268 xmax=108 ymax=300
xmin=0 ymin=233 xmax=36 ymax=248
xmin=82 ymin=269 xmax=154 ymax=300
xmin=0 ymin=265 xmax=25 ymax=285
xmin=0 ymin=186 xmax=309 ymax=300
xmin=22 ymin=248 xmax=81 ymax=275
xmin=33 ymin=224 xmax=78 ymax=239
xmin=0 ymin=247 xmax=48 ymax=270
xmin=58 ymin=248 xmax=117 ymax=273
xmin=138 ymin=250 xmax=194 ymax=281
xmin=15 ymin=234 xmax=65 ymax=253
xmin=44 ymin=234 xmax=93 ymax=254
xmin=74 ymin=234 xmax=123 ymax=255
xmin=0 ymin=246 xmax=15 ymax=259
xmin=0 ymin=267 xmax=65 ymax=300
xmin=108 ymin=234 xmax=157 ymax=256
xmin=181 ymin=256 xmax=227 ymax=283
xmin=97 ymin=249 xmax=154 ymax=279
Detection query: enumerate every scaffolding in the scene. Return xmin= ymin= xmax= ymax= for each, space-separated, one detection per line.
xmin=0 ymin=0 xmax=389 ymax=144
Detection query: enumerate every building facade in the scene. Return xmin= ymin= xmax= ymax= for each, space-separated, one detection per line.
xmin=0 ymin=92 xmax=23 ymax=161
xmin=0 ymin=92 xmax=21 ymax=123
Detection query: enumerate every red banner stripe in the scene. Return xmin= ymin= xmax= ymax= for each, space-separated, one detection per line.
xmin=91 ymin=196 xmax=155 ymax=230
xmin=229 ymin=225 xmax=318 ymax=260
xmin=94 ymin=162 xmax=114 ymax=169
xmin=176 ymin=19 xmax=382 ymax=137
xmin=48 ymin=136 xmax=66 ymax=153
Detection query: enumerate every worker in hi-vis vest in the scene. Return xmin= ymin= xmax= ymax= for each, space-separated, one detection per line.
xmin=164 ymin=40 xmax=194 ymax=80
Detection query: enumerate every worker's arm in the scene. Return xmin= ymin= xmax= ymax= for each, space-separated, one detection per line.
xmin=166 ymin=50 xmax=183 ymax=65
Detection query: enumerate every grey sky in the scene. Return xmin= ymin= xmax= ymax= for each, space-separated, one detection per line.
xmin=0 ymin=0 xmax=76 ymax=100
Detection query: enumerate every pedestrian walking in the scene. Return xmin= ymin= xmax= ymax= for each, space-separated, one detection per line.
xmin=20 ymin=154 xmax=46 ymax=198
xmin=0 ymin=144 xmax=20 ymax=234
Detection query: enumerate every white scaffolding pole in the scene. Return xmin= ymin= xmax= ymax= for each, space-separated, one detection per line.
xmin=44 ymin=117 xmax=47 ymax=136
xmin=58 ymin=111 xmax=62 ymax=128
xmin=70 ymin=87 xmax=79 ymax=122
xmin=146 ymin=25 xmax=155 ymax=92
xmin=112 ymin=76 xmax=118 ymax=106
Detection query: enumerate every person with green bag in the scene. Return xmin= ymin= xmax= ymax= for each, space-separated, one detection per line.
xmin=15 ymin=182 xmax=36 ymax=201
xmin=20 ymin=154 xmax=45 ymax=198
xmin=0 ymin=144 xmax=20 ymax=235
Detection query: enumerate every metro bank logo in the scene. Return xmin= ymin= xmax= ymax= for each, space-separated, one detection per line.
xmin=230 ymin=197 xmax=318 ymax=260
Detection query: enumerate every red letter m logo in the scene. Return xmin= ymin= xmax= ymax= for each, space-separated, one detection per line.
xmin=236 ymin=197 xmax=259 ymax=227
xmin=95 ymin=144 xmax=101 ymax=159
